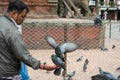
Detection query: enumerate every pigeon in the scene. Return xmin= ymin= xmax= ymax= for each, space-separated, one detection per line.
xmin=98 ymin=67 xmax=120 ymax=80
xmin=76 ymin=56 xmax=83 ymax=62
xmin=56 ymin=42 xmax=80 ymax=61
xmin=46 ymin=35 xmax=80 ymax=61
xmin=112 ymin=44 xmax=116 ymax=49
xmin=66 ymin=71 xmax=75 ymax=78
xmin=83 ymin=63 xmax=87 ymax=72
xmin=62 ymin=70 xmax=65 ymax=76
xmin=85 ymin=59 xmax=89 ymax=65
xmin=116 ymin=67 xmax=120 ymax=70
xmin=83 ymin=47 xmax=89 ymax=50
xmin=51 ymin=54 xmax=65 ymax=68
xmin=59 ymin=42 xmax=80 ymax=54
xmin=55 ymin=46 xmax=65 ymax=61
xmin=54 ymin=67 xmax=62 ymax=76
xmin=45 ymin=35 xmax=58 ymax=49
xmin=100 ymin=46 xmax=108 ymax=51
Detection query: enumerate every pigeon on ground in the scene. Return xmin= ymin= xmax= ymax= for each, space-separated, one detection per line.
xmin=100 ymin=46 xmax=108 ymax=51
xmin=98 ymin=67 xmax=120 ymax=80
xmin=116 ymin=67 xmax=120 ymax=70
xmin=83 ymin=47 xmax=89 ymax=50
xmin=83 ymin=63 xmax=87 ymax=72
xmin=112 ymin=44 xmax=116 ymax=49
xmin=76 ymin=56 xmax=83 ymax=62
xmin=85 ymin=59 xmax=89 ymax=65
xmin=66 ymin=71 xmax=75 ymax=78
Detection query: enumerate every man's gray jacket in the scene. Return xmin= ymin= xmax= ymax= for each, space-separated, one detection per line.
xmin=0 ymin=15 xmax=40 ymax=77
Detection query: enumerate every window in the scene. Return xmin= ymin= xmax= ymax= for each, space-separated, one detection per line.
xmin=89 ymin=0 xmax=95 ymax=6
xmin=109 ymin=0 xmax=115 ymax=7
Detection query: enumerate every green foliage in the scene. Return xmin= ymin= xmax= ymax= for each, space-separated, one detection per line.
xmin=109 ymin=1 xmax=115 ymax=7
xmin=99 ymin=1 xmax=104 ymax=5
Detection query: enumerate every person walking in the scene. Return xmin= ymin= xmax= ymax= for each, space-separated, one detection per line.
xmin=0 ymin=0 xmax=58 ymax=80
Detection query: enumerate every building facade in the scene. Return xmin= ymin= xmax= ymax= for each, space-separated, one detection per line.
xmin=97 ymin=0 xmax=120 ymax=20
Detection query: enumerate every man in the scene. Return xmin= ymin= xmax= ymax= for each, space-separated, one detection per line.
xmin=0 ymin=0 xmax=58 ymax=80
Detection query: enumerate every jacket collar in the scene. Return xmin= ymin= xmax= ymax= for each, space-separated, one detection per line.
xmin=4 ymin=14 xmax=18 ymax=30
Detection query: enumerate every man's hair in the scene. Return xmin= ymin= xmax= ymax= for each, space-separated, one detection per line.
xmin=7 ymin=0 xmax=29 ymax=13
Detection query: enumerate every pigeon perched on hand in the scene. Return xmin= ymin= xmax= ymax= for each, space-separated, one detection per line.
xmin=55 ymin=46 xmax=65 ymax=61
xmin=46 ymin=35 xmax=80 ymax=62
xmin=59 ymin=42 xmax=80 ymax=54
xmin=46 ymin=35 xmax=80 ymax=76
xmin=55 ymin=43 xmax=80 ymax=61
xmin=51 ymin=54 xmax=65 ymax=68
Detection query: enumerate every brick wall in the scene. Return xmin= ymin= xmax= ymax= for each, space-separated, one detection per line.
xmin=22 ymin=19 xmax=105 ymax=50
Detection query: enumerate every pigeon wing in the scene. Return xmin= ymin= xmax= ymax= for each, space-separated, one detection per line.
xmin=60 ymin=43 xmax=80 ymax=54
xmin=55 ymin=46 xmax=65 ymax=61
xmin=45 ymin=35 xmax=58 ymax=49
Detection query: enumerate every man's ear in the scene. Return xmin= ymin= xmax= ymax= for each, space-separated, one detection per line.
xmin=11 ymin=10 xmax=18 ymax=19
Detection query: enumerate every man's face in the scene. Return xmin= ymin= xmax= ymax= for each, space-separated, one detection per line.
xmin=14 ymin=9 xmax=27 ymax=25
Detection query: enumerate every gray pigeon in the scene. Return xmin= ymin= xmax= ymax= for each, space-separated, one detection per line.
xmin=76 ymin=56 xmax=83 ymax=62
xmin=51 ymin=54 xmax=65 ymax=68
xmin=116 ymin=67 xmax=120 ymax=70
xmin=55 ymin=43 xmax=80 ymax=61
xmin=54 ymin=67 xmax=62 ymax=76
xmin=45 ymin=35 xmax=58 ymax=49
xmin=59 ymin=42 xmax=80 ymax=54
xmin=112 ymin=44 xmax=116 ymax=49
xmin=83 ymin=63 xmax=87 ymax=72
xmin=66 ymin=70 xmax=75 ymax=78
xmin=85 ymin=59 xmax=89 ymax=65
xmin=100 ymin=46 xmax=108 ymax=51
xmin=98 ymin=67 xmax=120 ymax=80
xmin=55 ymin=46 xmax=65 ymax=61
xmin=46 ymin=35 xmax=80 ymax=61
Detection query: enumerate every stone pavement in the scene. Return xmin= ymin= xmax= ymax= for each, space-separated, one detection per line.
xmin=27 ymin=38 xmax=120 ymax=80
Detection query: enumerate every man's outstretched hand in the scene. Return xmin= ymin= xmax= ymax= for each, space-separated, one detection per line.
xmin=40 ymin=64 xmax=59 ymax=71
